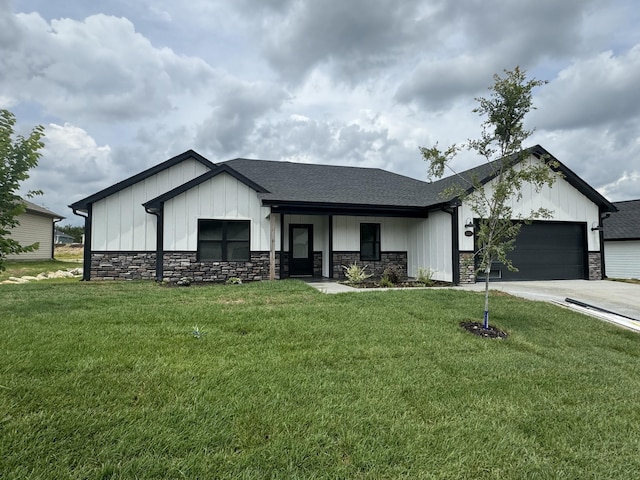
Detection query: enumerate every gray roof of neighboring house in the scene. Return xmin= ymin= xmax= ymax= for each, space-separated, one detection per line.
xmin=21 ymin=198 xmax=65 ymax=219
xmin=603 ymin=199 xmax=640 ymax=240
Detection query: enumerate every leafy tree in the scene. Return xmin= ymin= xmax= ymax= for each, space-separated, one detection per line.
xmin=421 ymin=67 xmax=558 ymax=329
xmin=0 ymin=109 xmax=45 ymax=271
xmin=57 ymin=224 xmax=84 ymax=243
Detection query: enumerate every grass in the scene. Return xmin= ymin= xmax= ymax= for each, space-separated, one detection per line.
xmin=1 ymin=280 xmax=640 ymax=479
xmin=53 ymin=245 xmax=84 ymax=262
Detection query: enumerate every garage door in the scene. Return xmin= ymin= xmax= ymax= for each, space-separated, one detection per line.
xmin=477 ymin=222 xmax=587 ymax=281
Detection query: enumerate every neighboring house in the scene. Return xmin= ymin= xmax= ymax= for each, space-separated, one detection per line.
xmin=69 ymin=145 xmax=616 ymax=284
xmin=5 ymin=199 xmax=65 ymax=261
xmin=603 ymin=199 xmax=640 ymax=279
xmin=54 ymin=230 xmax=75 ymax=244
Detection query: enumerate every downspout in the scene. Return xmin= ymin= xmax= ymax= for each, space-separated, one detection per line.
xmin=72 ymin=205 xmax=92 ymax=281
xmin=52 ymin=217 xmax=63 ymax=260
xmin=599 ymin=211 xmax=610 ymax=279
xmin=144 ymin=205 xmax=164 ymax=282
xmin=441 ymin=203 xmax=460 ymax=285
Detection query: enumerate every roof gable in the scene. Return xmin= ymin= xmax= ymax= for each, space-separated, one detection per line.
xmin=143 ymin=164 xmax=269 ymax=212
xmin=604 ymin=199 xmax=640 ymax=240
xmin=430 ymin=145 xmax=617 ymax=212
xmin=69 ymin=150 xmax=216 ymax=211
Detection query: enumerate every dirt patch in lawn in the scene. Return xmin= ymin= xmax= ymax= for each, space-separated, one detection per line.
xmin=460 ymin=321 xmax=508 ymax=339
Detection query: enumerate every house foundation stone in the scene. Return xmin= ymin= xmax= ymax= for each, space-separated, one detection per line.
xmin=332 ymin=251 xmax=407 ymax=280
xmin=588 ymin=252 xmax=602 ymax=280
xmin=90 ymin=252 xmax=156 ymax=280
xmin=459 ymin=252 xmax=476 ymax=284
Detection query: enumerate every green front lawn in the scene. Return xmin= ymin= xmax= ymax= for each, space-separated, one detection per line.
xmin=1 ymin=280 xmax=639 ymax=479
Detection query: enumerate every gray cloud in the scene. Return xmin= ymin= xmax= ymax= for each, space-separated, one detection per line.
xmin=0 ymin=12 xmax=219 ymax=125
xmin=6 ymin=0 xmax=640 ymax=224
xmin=254 ymin=0 xmax=427 ymax=84
xmin=195 ymin=79 xmax=289 ymax=155
xmin=532 ymin=47 xmax=640 ymax=131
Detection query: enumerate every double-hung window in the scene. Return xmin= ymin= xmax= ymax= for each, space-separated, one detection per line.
xmin=360 ymin=223 xmax=381 ymax=261
xmin=198 ymin=220 xmax=250 ymax=261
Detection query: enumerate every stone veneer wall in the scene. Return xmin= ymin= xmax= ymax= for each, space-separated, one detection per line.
xmin=458 ymin=252 xmax=476 ymax=284
xmin=588 ymin=252 xmax=602 ymax=280
xmin=163 ymin=251 xmax=278 ymax=282
xmin=91 ymin=252 xmax=156 ymax=280
xmin=332 ymin=251 xmax=407 ymax=280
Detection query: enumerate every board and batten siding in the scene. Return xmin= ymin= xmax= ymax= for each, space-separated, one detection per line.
xmin=91 ymin=159 xmax=210 ymax=251
xmin=407 ymin=211 xmax=453 ymax=282
xmin=458 ymin=156 xmax=600 ymax=252
xmin=332 ymin=216 xmax=410 ymax=252
xmin=6 ymin=212 xmax=54 ymax=260
xmin=605 ymin=241 xmax=640 ymax=279
xmin=163 ymin=172 xmax=272 ymax=251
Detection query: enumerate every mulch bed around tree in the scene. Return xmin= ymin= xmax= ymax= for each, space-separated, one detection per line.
xmin=459 ymin=321 xmax=508 ymax=339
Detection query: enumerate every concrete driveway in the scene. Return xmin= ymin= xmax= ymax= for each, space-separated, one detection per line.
xmin=457 ymin=279 xmax=640 ymax=323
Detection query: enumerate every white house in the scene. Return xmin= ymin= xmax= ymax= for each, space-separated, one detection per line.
xmin=69 ymin=146 xmax=616 ymax=284
xmin=603 ymin=199 xmax=640 ymax=280
xmin=6 ymin=199 xmax=65 ymax=261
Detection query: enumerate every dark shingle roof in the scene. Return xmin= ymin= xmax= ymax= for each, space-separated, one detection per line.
xmin=604 ymin=199 xmax=640 ymax=240
xmin=80 ymin=144 xmax=617 ymax=217
xmin=220 ymin=158 xmax=438 ymax=208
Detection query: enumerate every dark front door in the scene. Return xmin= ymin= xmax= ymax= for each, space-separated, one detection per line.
xmin=289 ymin=224 xmax=314 ymax=276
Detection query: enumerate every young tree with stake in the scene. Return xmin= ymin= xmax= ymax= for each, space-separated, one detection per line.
xmin=421 ymin=67 xmax=558 ymax=329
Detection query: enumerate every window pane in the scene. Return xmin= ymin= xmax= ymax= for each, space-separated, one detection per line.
xmin=360 ymin=224 xmax=375 ymax=242
xmin=199 ymin=221 xmax=222 ymax=240
xmin=227 ymin=222 xmax=249 ymax=241
xmin=361 ymin=243 xmax=374 ymax=260
xmin=200 ymin=241 xmax=222 ymax=260
xmin=292 ymin=227 xmax=309 ymax=259
xmin=227 ymin=242 xmax=250 ymax=261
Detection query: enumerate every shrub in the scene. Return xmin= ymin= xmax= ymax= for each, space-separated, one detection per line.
xmin=226 ymin=277 xmax=243 ymax=285
xmin=342 ymin=263 xmax=372 ymax=285
xmin=379 ymin=277 xmax=395 ymax=288
xmin=381 ymin=265 xmax=401 ymax=286
xmin=416 ymin=267 xmax=434 ymax=286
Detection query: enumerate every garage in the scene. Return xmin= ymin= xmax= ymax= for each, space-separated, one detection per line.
xmin=478 ymin=221 xmax=588 ymax=281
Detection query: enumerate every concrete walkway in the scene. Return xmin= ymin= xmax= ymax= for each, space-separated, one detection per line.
xmin=305 ymin=278 xmax=640 ymax=332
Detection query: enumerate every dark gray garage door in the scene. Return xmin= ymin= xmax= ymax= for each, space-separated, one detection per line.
xmin=478 ymin=221 xmax=587 ymax=281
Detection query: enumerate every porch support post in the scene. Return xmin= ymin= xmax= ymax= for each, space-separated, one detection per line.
xmin=269 ymin=212 xmax=277 ymax=280
xmin=279 ymin=214 xmax=285 ymax=279
xmin=328 ymin=215 xmax=334 ymax=279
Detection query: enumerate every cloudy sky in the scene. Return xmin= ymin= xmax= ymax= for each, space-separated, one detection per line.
xmin=2 ymin=0 xmax=639 ymax=225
